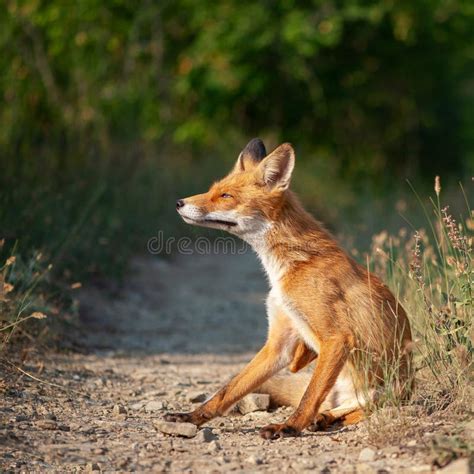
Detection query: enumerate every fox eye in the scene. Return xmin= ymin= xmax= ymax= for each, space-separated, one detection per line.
xmin=221 ymin=193 xmax=233 ymax=198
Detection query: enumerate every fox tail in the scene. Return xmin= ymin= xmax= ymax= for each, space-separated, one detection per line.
xmin=256 ymin=372 xmax=311 ymax=408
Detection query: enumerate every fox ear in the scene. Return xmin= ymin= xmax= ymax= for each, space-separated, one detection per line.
xmin=232 ymin=138 xmax=267 ymax=173
xmin=258 ymin=143 xmax=295 ymax=191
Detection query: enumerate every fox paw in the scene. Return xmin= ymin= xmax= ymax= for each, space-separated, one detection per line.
xmin=259 ymin=423 xmax=301 ymax=440
xmin=308 ymin=412 xmax=336 ymax=432
xmin=164 ymin=412 xmax=195 ymax=424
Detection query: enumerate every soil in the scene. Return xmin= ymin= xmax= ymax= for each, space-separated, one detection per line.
xmin=1 ymin=252 xmax=472 ymax=472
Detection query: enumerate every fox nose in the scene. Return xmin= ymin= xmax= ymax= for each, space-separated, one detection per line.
xmin=176 ymin=199 xmax=185 ymax=210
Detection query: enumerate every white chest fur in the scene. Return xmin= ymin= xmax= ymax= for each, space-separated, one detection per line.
xmin=249 ymin=225 xmax=321 ymax=354
xmin=269 ymin=286 xmax=321 ymax=355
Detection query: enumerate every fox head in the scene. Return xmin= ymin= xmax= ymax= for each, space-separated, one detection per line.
xmin=176 ymin=138 xmax=295 ymax=240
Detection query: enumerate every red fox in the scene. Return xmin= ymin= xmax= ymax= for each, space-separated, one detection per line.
xmin=166 ymin=138 xmax=413 ymax=439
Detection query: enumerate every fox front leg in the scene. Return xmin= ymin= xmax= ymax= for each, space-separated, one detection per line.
xmin=164 ymin=341 xmax=291 ymax=426
xmin=260 ymin=336 xmax=350 ymax=439
xmin=165 ymin=308 xmax=297 ymax=426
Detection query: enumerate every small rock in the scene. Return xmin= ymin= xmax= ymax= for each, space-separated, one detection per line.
xmin=358 ymin=447 xmax=376 ymax=462
xmin=440 ymin=458 xmax=470 ymax=474
xmin=409 ymin=465 xmax=432 ymax=473
xmin=129 ymin=401 xmax=145 ymax=411
xmin=292 ymin=460 xmax=316 ymax=471
xmin=154 ymin=420 xmax=197 ymax=438
xmin=79 ymin=425 xmax=95 ymax=435
xmin=113 ymin=404 xmax=127 ymax=416
xmin=35 ymin=420 xmax=58 ymax=430
xmin=384 ymin=446 xmax=399 ymax=455
xmin=196 ymin=427 xmax=217 ymax=442
xmin=15 ymin=415 xmax=29 ymax=422
xmin=189 ymin=392 xmax=208 ymax=403
xmin=86 ymin=462 xmax=100 ymax=472
xmin=356 ymin=463 xmax=377 ymax=474
xmin=407 ymin=439 xmax=417 ymax=447
xmin=236 ymin=394 xmax=270 ymax=415
xmin=145 ymin=401 xmax=164 ymax=412
xmin=207 ymin=440 xmax=221 ymax=452
xmin=246 ymin=454 xmax=263 ymax=465
xmin=144 ymin=389 xmax=166 ymax=398
xmin=117 ymin=458 xmax=130 ymax=469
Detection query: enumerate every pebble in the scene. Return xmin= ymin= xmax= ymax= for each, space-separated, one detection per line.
xmin=358 ymin=447 xmax=376 ymax=462
xmin=189 ymin=392 xmax=209 ymax=403
xmin=236 ymin=394 xmax=270 ymax=415
xmin=35 ymin=420 xmax=58 ymax=430
xmin=245 ymin=454 xmax=263 ymax=465
xmin=113 ymin=404 xmax=127 ymax=416
xmin=195 ymin=427 xmax=217 ymax=442
xmin=407 ymin=439 xmax=417 ymax=447
xmin=129 ymin=401 xmax=145 ymax=410
xmin=79 ymin=426 xmax=95 ymax=435
xmin=356 ymin=463 xmax=378 ymax=474
xmin=207 ymin=440 xmax=221 ymax=452
xmin=86 ymin=462 xmax=101 ymax=472
xmin=145 ymin=401 xmax=164 ymax=412
xmin=408 ymin=465 xmax=431 ymax=473
xmin=117 ymin=458 xmax=131 ymax=469
xmin=154 ymin=420 xmax=197 ymax=438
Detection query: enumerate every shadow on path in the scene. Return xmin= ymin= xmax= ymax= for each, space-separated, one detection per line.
xmin=78 ymin=252 xmax=269 ymax=355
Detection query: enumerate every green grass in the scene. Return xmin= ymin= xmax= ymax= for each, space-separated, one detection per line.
xmin=0 ymin=144 xmax=233 ymax=348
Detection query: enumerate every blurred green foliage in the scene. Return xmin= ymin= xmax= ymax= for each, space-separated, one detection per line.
xmin=0 ymin=0 xmax=473 ymax=278
xmin=2 ymin=0 xmax=474 ymax=173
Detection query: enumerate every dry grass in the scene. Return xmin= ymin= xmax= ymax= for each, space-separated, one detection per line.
xmin=0 ymin=240 xmax=72 ymax=353
xmin=361 ymin=178 xmax=473 ymax=457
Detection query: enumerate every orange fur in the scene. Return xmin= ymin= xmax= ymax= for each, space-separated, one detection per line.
xmin=289 ymin=341 xmax=317 ymax=373
xmin=167 ymin=139 xmax=413 ymax=439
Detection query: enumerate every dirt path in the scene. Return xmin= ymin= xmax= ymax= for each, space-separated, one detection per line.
xmin=1 ymin=252 xmax=470 ymax=472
